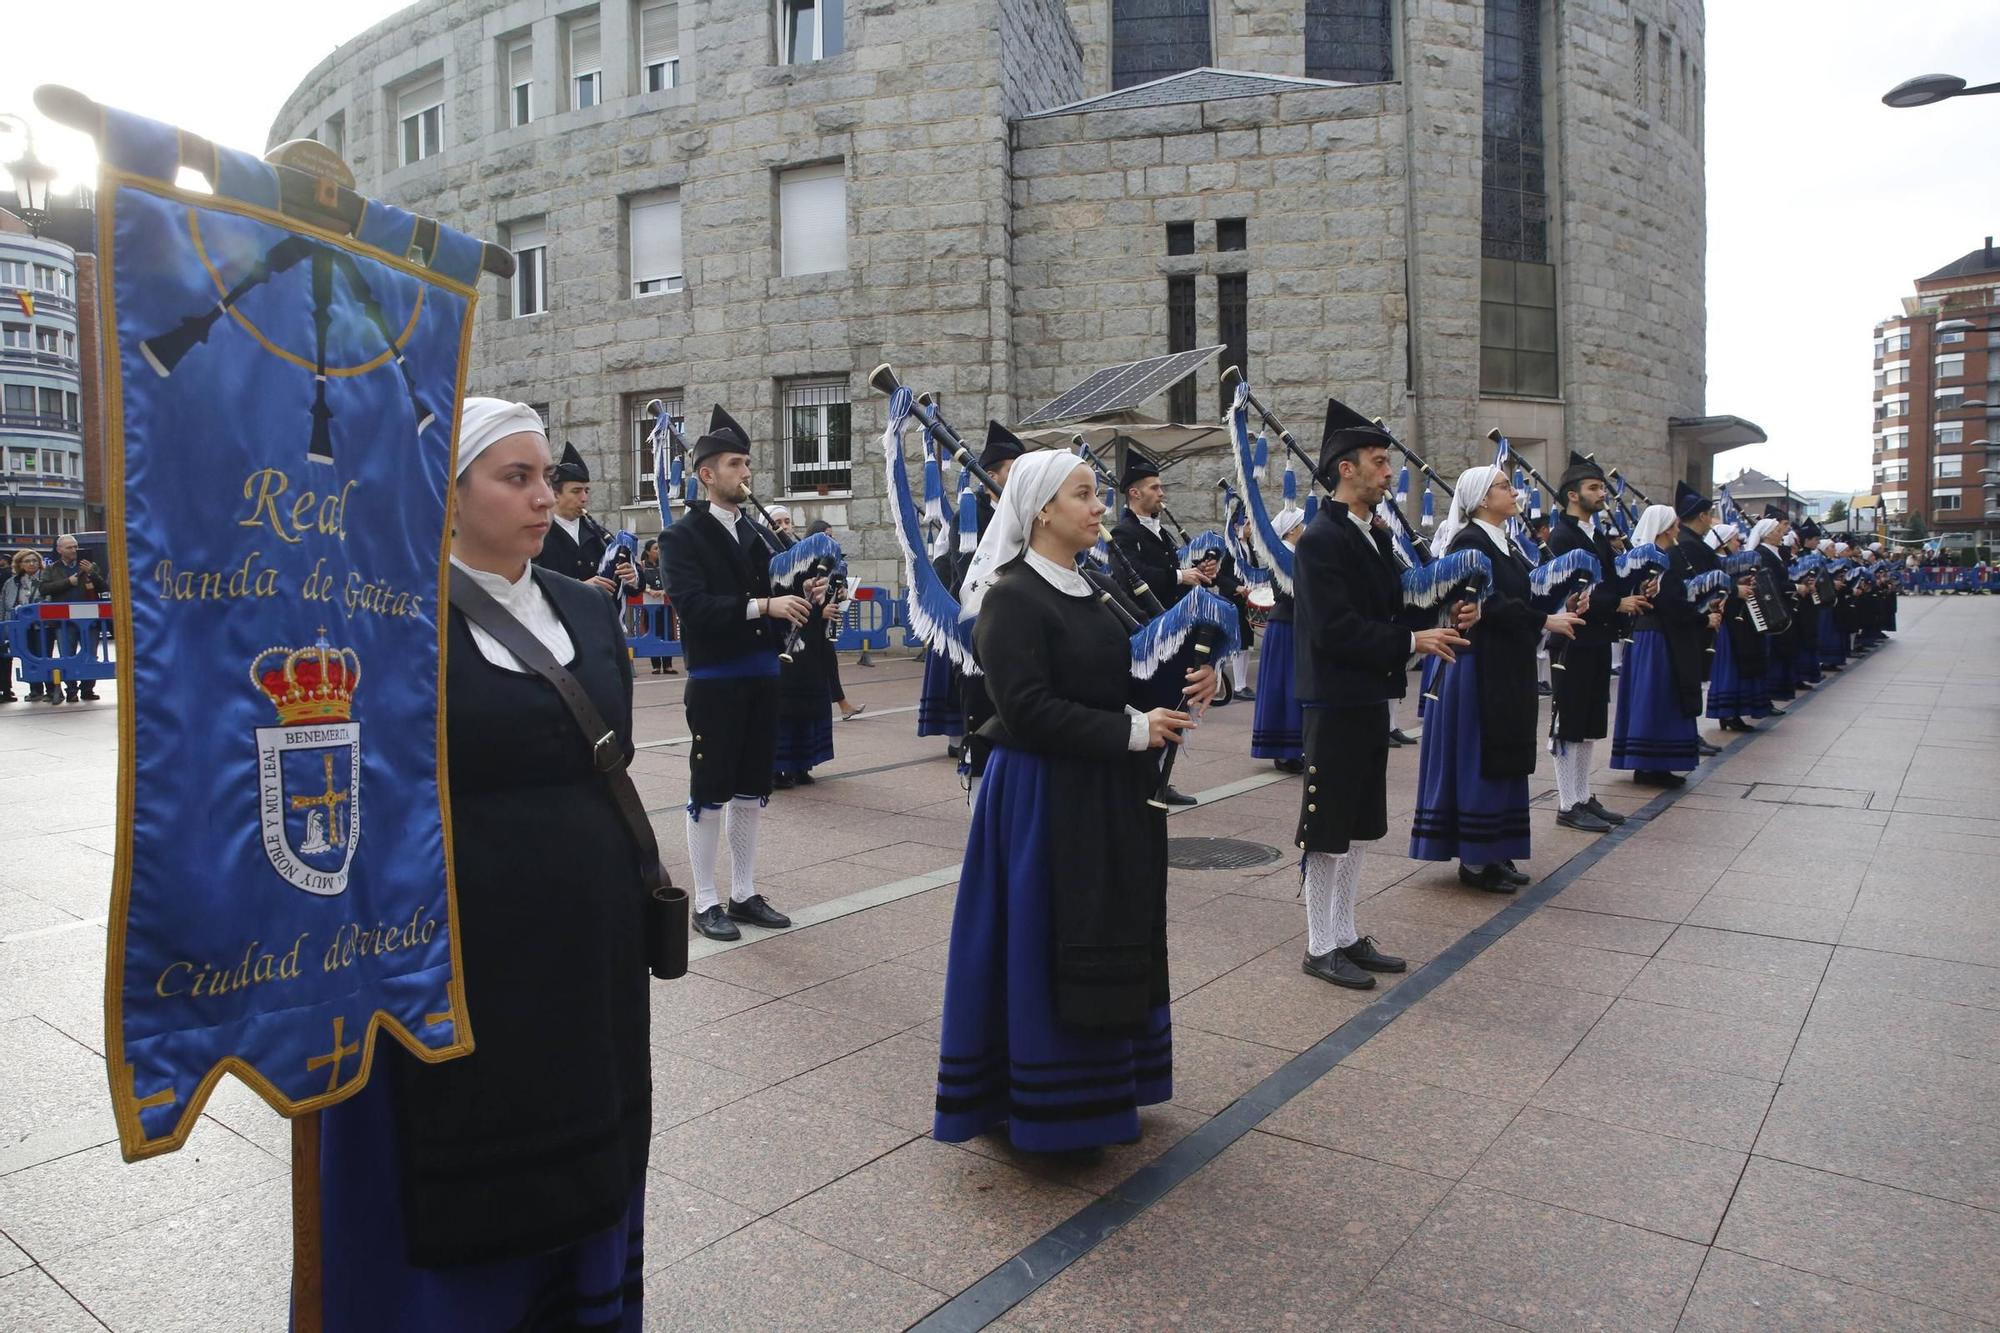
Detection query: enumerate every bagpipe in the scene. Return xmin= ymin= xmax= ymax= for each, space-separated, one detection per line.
xmin=1483 ymin=429 xmax=1548 ymax=567
xmin=869 ymin=370 xmax=1240 ymax=679
xmin=1214 ymin=478 xmax=1277 ymax=614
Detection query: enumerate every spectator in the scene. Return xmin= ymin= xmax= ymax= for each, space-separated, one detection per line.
xmin=637 ymin=539 xmax=675 ymax=674
xmin=37 ymin=538 xmax=104 ymax=702
xmin=0 ymin=549 xmax=43 ymax=702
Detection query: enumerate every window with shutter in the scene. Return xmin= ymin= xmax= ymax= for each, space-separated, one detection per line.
xmin=641 ymin=4 xmax=680 ymax=90
xmin=778 ymin=163 xmax=847 ymax=277
xmin=509 ymin=218 xmax=548 ymax=318
xmin=397 ymin=75 xmax=444 ymax=164
xmin=630 ymin=190 xmax=684 ymax=295
xmin=571 ymin=21 xmax=601 ymax=109
xmin=778 ymin=0 xmax=843 ymax=64
xmin=508 ymin=40 xmax=533 ymax=125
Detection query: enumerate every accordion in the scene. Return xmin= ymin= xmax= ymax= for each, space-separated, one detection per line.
xmin=1744 ymin=567 xmax=1793 ymax=636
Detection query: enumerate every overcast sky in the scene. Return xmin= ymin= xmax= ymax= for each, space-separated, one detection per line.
xmin=7 ymin=2 xmax=1999 ymax=492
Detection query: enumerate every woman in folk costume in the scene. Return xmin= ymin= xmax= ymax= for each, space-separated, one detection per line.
xmin=1611 ymin=505 xmax=1711 ymax=786
xmin=1702 ymin=523 xmax=1771 ymax=732
xmin=315 ymin=400 xmax=652 ymax=1330
xmin=1249 ymin=505 xmax=1307 ymax=772
xmin=1750 ymin=514 xmax=1799 ymax=705
xmin=1410 ymin=468 xmax=1581 ymax=892
xmin=933 ymin=450 xmax=1211 ymax=1153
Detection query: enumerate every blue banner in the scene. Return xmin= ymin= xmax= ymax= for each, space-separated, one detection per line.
xmin=98 ymin=108 xmax=477 ymax=1160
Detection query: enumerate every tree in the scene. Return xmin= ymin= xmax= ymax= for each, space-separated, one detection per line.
xmin=1902 ymin=512 xmax=1929 ymax=541
xmin=1826 ymin=499 xmax=1849 ymax=522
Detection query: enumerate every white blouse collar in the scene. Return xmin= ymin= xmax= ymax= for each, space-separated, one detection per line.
xmin=1024 ymin=547 xmax=1091 ymax=598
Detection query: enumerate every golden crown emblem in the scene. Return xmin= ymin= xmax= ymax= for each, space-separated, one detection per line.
xmin=251 ymin=628 xmax=361 ymax=724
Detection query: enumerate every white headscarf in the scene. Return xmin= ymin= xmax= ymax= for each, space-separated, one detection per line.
xmin=1272 ymin=505 xmax=1306 ymax=539
xmin=1781 ymin=529 xmax=1798 ymax=548
xmin=1705 ymin=522 xmax=1738 ymax=550
xmin=1750 ymin=517 xmax=1781 ymax=549
xmin=455 ymin=397 xmax=547 ymax=477
xmin=1631 ymin=504 xmax=1677 ymax=549
xmin=960 ymin=449 xmax=1083 ymax=619
xmin=1433 ymin=465 xmax=1501 ymax=550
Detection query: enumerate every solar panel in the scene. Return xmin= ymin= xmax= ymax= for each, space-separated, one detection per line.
xmin=1018 ymin=345 xmax=1224 ymax=427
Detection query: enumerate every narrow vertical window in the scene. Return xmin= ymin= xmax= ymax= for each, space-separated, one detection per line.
xmin=1167 ymin=275 xmax=1197 ymax=422
xmin=778 ymin=163 xmax=848 ymax=276
xmin=783 ymin=377 xmax=852 ymax=493
xmin=571 ymin=20 xmax=602 ymax=109
xmin=630 ymin=189 xmax=684 ymax=295
xmin=1304 ymin=0 xmax=1393 ymax=84
xmin=508 ymin=218 xmax=547 ymax=318
xmin=397 ymin=75 xmax=444 ymax=165
xmin=1633 ymin=21 xmax=1647 ymax=108
xmin=780 ymin=0 xmax=844 ymax=64
xmin=508 ymin=39 xmax=534 ymax=126
xmin=641 ymin=3 xmax=681 ymax=90
xmin=1217 ymin=273 xmax=1248 ymax=415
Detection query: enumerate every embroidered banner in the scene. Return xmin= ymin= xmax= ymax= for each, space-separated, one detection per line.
xmin=98 ymin=106 xmax=479 ymax=1159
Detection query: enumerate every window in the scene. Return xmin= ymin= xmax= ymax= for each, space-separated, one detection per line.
xmin=631 ymin=393 xmax=683 ymax=503
xmin=35 ymin=328 xmax=59 ymax=355
xmin=6 ymin=446 xmax=33 ymax=471
xmin=1878 ymin=429 xmax=1908 ymax=452
xmin=1111 ymin=0 xmax=1210 ymax=90
xmin=1938 ymin=425 xmax=1963 ymax=446
xmin=1936 ymin=354 xmax=1966 ymax=380
xmin=1167 ymin=275 xmax=1196 ymax=422
xmin=570 ymin=19 xmax=601 ymax=109
xmin=0 ymin=260 xmax=25 ymax=287
xmin=38 ymin=387 xmax=61 ymax=418
xmin=629 ymin=190 xmax=684 ymax=295
xmin=1657 ymin=32 xmax=1671 ymax=123
xmin=1937 ymin=391 xmax=1965 ymax=412
xmin=641 ymin=3 xmax=680 ymax=90
xmin=778 ymin=162 xmax=847 ymax=276
xmin=1936 ymin=489 xmax=1963 ymax=512
xmin=783 ymin=377 xmax=852 ymax=493
xmin=1217 ymin=218 xmax=1247 ymax=252
xmin=1482 ymin=0 xmax=1549 ymax=265
xmin=1882 ymin=361 xmax=1908 ymax=385
xmin=1304 ymin=0 xmax=1393 ymax=84
xmin=529 ymin=403 xmax=551 ymax=428
xmin=1165 ymin=221 xmax=1195 ymax=256
xmin=0 ymin=323 xmax=27 ymax=350
xmin=3 ymin=385 xmax=30 ymax=414
xmin=1481 ymin=257 xmax=1559 ymax=397
xmin=37 ymin=510 xmax=57 ymax=538
xmin=1939 ymin=328 xmax=1966 ymax=345
xmin=1679 ymin=48 xmax=1690 ymax=134
xmin=1883 ymin=492 xmax=1907 ymax=515
xmin=507 ymin=217 xmax=547 ymax=317
xmin=41 ymin=449 xmax=59 ymax=473
xmin=780 ymin=0 xmax=843 ymax=64
xmin=31 ymin=265 xmax=57 ymax=293
xmin=398 ymin=75 xmax=444 ymax=165
xmin=323 ymin=112 xmax=346 ymax=159
xmin=1218 ymin=272 xmax=1248 ymax=415
xmin=64 ymin=390 xmax=78 ymax=424
xmin=1633 ymin=21 xmax=1647 ymax=106
xmin=60 ymin=331 xmax=74 ymax=360
xmin=507 ymin=39 xmax=534 ymax=126
xmin=1936 ymin=456 xmax=1963 ymax=478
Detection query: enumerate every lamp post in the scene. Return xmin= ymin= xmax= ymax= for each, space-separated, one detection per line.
xmin=0 ymin=113 xmax=54 ymax=237
xmin=1882 ymin=73 xmax=2000 ymax=108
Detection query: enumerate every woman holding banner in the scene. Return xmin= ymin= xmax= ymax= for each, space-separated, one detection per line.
xmin=315 ymin=398 xmax=652 ymax=1330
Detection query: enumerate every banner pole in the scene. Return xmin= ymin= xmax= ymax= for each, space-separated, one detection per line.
xmin=291 ymin=1111 xmax=324 ymax=1333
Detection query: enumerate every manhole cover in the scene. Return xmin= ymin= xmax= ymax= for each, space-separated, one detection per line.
xmin=1166 ymin=837 xmax=1282 ymax=870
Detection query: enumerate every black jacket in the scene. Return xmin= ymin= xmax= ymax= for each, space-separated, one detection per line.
xmin=534 ymin=514 xmax=610 ymax=583
xmin=1452 ymin=523 xmax=1544 ymax=778
xmin=1111 ymin=509 xmax=1185 ymax=612
xmin=1293 ymin=506 xmax=1428 ymax=708
xmin=1548 ymin=512 xmax=1624 ymax=644
xmin=656 ymin=503 xmax=781 ymax=670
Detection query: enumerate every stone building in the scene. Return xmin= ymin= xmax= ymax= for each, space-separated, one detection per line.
xmin=0 ymin=215 xmax=91 ymax=546
xmin=272 ymin=0 xmax=1740 ymax=588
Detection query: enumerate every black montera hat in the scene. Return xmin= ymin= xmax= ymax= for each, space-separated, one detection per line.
xmin=1316 ymin=398 xmax=1393 ymax=481
xmin=1119 ymin=449 xmax=1161 ymax=492
xmin=1559 ymin=450 xmax=1605 ymax=495
xmin=552 ymin=441 xmax=590 ymax=485
xmin=980 ymin=421 xmax=1026 ymax=471
xmin=691 ymin=405 xmax=752 ymax=468
xmin=1674 ymin=480 xmax=1713 ymax=519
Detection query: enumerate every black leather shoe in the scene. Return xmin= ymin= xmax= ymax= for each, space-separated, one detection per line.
xmin=946 ymin=742 xmax=963 ymax=760
xmin=1556 ymin=805 xmax=1612 ymax=833
xmin=1303 ymin=948 xmax=1376 ymax=989
xmin=79 ymin=687 xmax=98 ymax=700
xmin=793 ymin=770 xmax=816 ymax=786
xmin=1696 ymin=739 xmax=1721 ymax=757
xmin=1236 ymin=688 xmax=1257 ymax=702
xmin=1581 ymin=797 xmax=1627 ymax=826
xmin=1158 ymin=786 xmax=1198 ymax=806
xmin=1274 ymin=757 xmax=1304 ymax=774
xmin=693 ymin=906 xmax=741 ymax=941
xmin=1341 ymin=936 xmax=1407 ymax=972
xmin=727 ymin=895 xmax=792 ymax=929
xmin=1458 ymin=863 xmax=1515 ymax=893
xmin=1632 ymin=770 xmax=1687 ymax=788
xmin=1497 ymin=860 xmax=1531 ymax=886
xmin=773 ymin=772 xmax=795 ymax=790
xmin=1389 ymin=728 xmax=1417 ymax=747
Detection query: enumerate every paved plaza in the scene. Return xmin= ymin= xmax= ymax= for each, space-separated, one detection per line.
xmin=1 ymin=596 xmax=1997 ymax=1330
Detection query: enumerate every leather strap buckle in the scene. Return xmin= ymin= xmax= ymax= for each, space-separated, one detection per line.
xmin=592 ymin=730 xmax=621 ymax=772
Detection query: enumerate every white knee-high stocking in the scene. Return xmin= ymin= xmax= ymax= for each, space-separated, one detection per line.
xmin=1555 ymin=739 xmax=1594 ymax=810
xmin=687 ymin=807 xmax=724 ymax=912
xmin=725 ymin=796 xmax=764 ymax=904
xmin=1303 ymin=849 xmax=1363 ymax=955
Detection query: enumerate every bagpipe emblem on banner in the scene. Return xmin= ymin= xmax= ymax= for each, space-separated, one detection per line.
xmin=68 ymin=90 xmax=509 ymax=1160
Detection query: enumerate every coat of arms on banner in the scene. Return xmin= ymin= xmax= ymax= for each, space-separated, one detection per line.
xmin=253 ymin=633 xmax=362 ymax=895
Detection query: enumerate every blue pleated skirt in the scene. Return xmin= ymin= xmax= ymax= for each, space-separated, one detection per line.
xmin=1818 ymin=612 xmax=1848 ymax=667
xmin=934 ymin=746 xmax=1172 ymax=1153
xmin=1706 ymin=626 xmax=1770 ymax=719
xmin=1795 ymin=629 xmax=1822 ymax=686
xmin=774 ymin=715 xmax=834 ymax=774
xmin=312 ymin=1066 xmax=644 ymax=1332
xmin=1611 ymin=629 xmax=1699 ymax=772
xmin=1409 ymin=648 xmax=1531 ymax=865
xmin=917 ymin=649 xmax=965 ymax=737
xmin=1249 ymin=619 xmax=1302 ymax=760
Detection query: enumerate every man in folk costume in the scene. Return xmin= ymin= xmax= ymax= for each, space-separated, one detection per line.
xmin=1670 ymin=482 xmax=1727 ymax=757
xmin=1750 ymin=508 xmax=1798 ymax=705
xmin=657 ymin=406 xmax=810 ymax=942
xmin=1547 ymin=451 xmax=1649 ymax=834
xmin=1790 ymin=519 xmax=1825 ymax=689
xmin=1293 ymin=402 xmax=1471 ymax=988
xmin=1250 ymin=505 xmax=1307 ymax=772
xmin=1112 ymin=449 xmax=1206 ymax=806
xmin=534 ymin=441 xmax=637 ymax=594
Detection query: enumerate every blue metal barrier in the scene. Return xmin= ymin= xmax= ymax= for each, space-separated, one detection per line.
xmin=835 ymin=585 xmax=894 ymax=652
xmin=10 ymin=603 xmax=117 ymax=686
xmin=624 ymin=598 xmax=681 ymax=661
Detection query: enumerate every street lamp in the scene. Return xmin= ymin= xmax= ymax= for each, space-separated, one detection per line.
xmin=1883 ymin=73 xmax=2000 ymax=108
xmin=0 ymin=112 xmax=54 ymax=236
